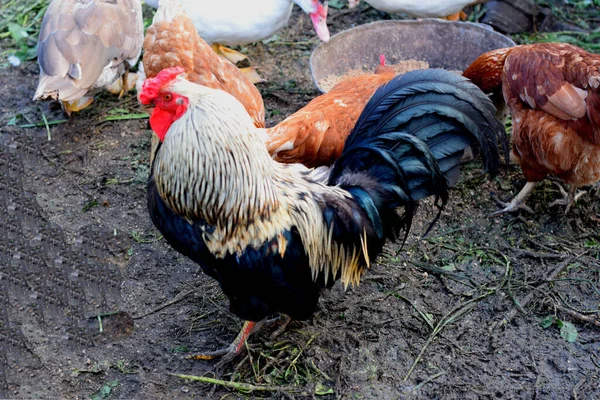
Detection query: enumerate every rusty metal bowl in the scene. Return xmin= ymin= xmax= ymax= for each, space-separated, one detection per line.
xmin=310 ymin=19 xmax=516 ymax=93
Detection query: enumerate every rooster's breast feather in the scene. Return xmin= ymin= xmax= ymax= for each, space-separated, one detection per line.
xmin=148 ymin=171 xmax=330 ymax=322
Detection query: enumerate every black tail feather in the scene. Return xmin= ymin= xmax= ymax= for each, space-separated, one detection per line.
xmin=328 ymin=68 xmax=507 ymax=245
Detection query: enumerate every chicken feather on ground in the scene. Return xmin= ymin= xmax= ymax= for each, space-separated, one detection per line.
xmin=464 ymin=43 xmax=600 ymax=214
xmin=140 ymin=66 xmax=506 ymax=361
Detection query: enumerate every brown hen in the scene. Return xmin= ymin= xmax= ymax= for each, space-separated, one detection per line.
xmin=265 ymin=61 xmax=396 ymax=167
xmin=463 ymin=43 xmax=600 ymax=214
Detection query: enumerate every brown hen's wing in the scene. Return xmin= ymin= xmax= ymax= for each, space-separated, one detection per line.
xmin=143 ymin=0 xmax=265 ymax=128
xmin=265 ymin=73 xmax=395 ymax=167
xmin=504 ymin=43 xmax=600 ymax=182
xmin=504 ymin=44 xmax=595 ymax=121
xmin=35 ymin=0 xmax=143 ymax=101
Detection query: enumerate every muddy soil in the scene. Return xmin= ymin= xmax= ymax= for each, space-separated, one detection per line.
xmin=1 ymin=2 xmax=600 ymax=399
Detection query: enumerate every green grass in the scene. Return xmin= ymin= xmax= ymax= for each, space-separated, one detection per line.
xmin=91 ymin=379 xmax=119 ymax=400
xmin=170 ymin=329 xmax=331 ymax=396
xmin=0 ymin=0 xmax=49 ymax=63
xmin=512 ymin=0 xmax=600 ymax=53
xmin=536 ymin=0 xmax=600 ymax=30
xmin=514 ymin=30 xmax=600 ymax=53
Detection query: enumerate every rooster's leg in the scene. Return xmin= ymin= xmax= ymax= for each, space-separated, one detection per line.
xmin=190 ymin=320 xmax=257 ymax=361
xmin=210 ymin=44 xmax=264 ymax=83
xmin=269 ymin=315 xmax=293 ymax=339
xmin=548 ymin=183 xmax=585 ymax=214
xmin=490 ymin=182 xmax=537 ymax=216
xmin=189 ymin=315 xmax=293 ymax=362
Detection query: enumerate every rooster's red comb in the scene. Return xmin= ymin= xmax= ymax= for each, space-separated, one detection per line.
xmin=139 ymin=67 xmax=185 ymax=105
xmin=379 ymin=54 xmax=386 ymax=66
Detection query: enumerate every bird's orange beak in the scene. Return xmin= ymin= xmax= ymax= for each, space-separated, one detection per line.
xmin=310 ymin=2 xmax=330 ymax=42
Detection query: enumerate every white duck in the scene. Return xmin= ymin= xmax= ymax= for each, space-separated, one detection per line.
xmin=34 ymin=0 xmax=144 ymax=114
xmin=144 ymin=0 xmax=330 ymax=64
xmin=347 ymin=0 xmax=487 ymax=20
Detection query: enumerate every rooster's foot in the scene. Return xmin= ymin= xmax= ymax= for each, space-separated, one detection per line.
xmin=268 ymin=315 xmax=293 ymax=339
xmin=240 ymin=67 xmax=265 ymax=84
xmin=490 ymin=197 xmax=534 ymax=216
xmin=446 ymin=10 xmax=468 ymax=21
xmin=188 ymin=320 xmax=257 ymax=363
xmin=106 ymin=71 xmax=138 ymax=97
xmin=190 ymin=344 xmax=237 ymax=362
xmin=187 ymin=316 xmax=292 ymax=363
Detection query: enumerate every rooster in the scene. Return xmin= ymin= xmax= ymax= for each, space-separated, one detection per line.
xmin=463 ymin=43 xmax=600 ymax=214
xmin=140 ymin=66 xmax=505 ymax=360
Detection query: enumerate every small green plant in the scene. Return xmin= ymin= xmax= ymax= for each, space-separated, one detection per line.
xmin=82 ymin=200 xmax=100 ymax=212
xmin=5 ymin=23 xmax=37 ymax=62
xmin=314 ymin=382 xmax=334 ymax=395
xmin=540 ymin=316 xmax=578 ymax=343
xmin=71 ymin=363 xmax=103 ymax=377
xmin=131 ymin=230 xmax=162 ymax=244
xmin=171 ymin=345 xmax=190 ymax=354
xmin=113 ymin=360 xmax=139 ymax=375
xmin=328 ymin=0 xmax=346 ymax=9
xmin=91 ymin=379 xmax=119 ymax=400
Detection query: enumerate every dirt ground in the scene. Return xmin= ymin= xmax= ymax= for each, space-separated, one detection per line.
xmin=2 ymin=1 xmax=600 ymax=399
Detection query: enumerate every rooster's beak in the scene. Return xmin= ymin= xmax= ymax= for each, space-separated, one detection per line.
xmin=142 ymin=103 xmax=155 ymax=112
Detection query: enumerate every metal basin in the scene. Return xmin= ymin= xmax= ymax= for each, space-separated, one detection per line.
xmin=310 ymin=19 xmax=516 ymax=93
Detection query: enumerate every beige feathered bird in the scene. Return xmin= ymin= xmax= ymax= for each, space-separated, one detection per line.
xmin=33 ymin=0 xmax=144 ymax=114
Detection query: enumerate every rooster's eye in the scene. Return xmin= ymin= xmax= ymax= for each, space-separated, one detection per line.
xmin=163 ymin=94 xmax=172 ymax=101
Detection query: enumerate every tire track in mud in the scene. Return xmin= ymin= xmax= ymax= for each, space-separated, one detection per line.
xmin=0 ymin=133 xmax=132 ymax=397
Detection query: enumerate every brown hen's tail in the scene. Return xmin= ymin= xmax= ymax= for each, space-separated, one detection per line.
xmin=463 ymin=47 xmax=514 ymax=94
